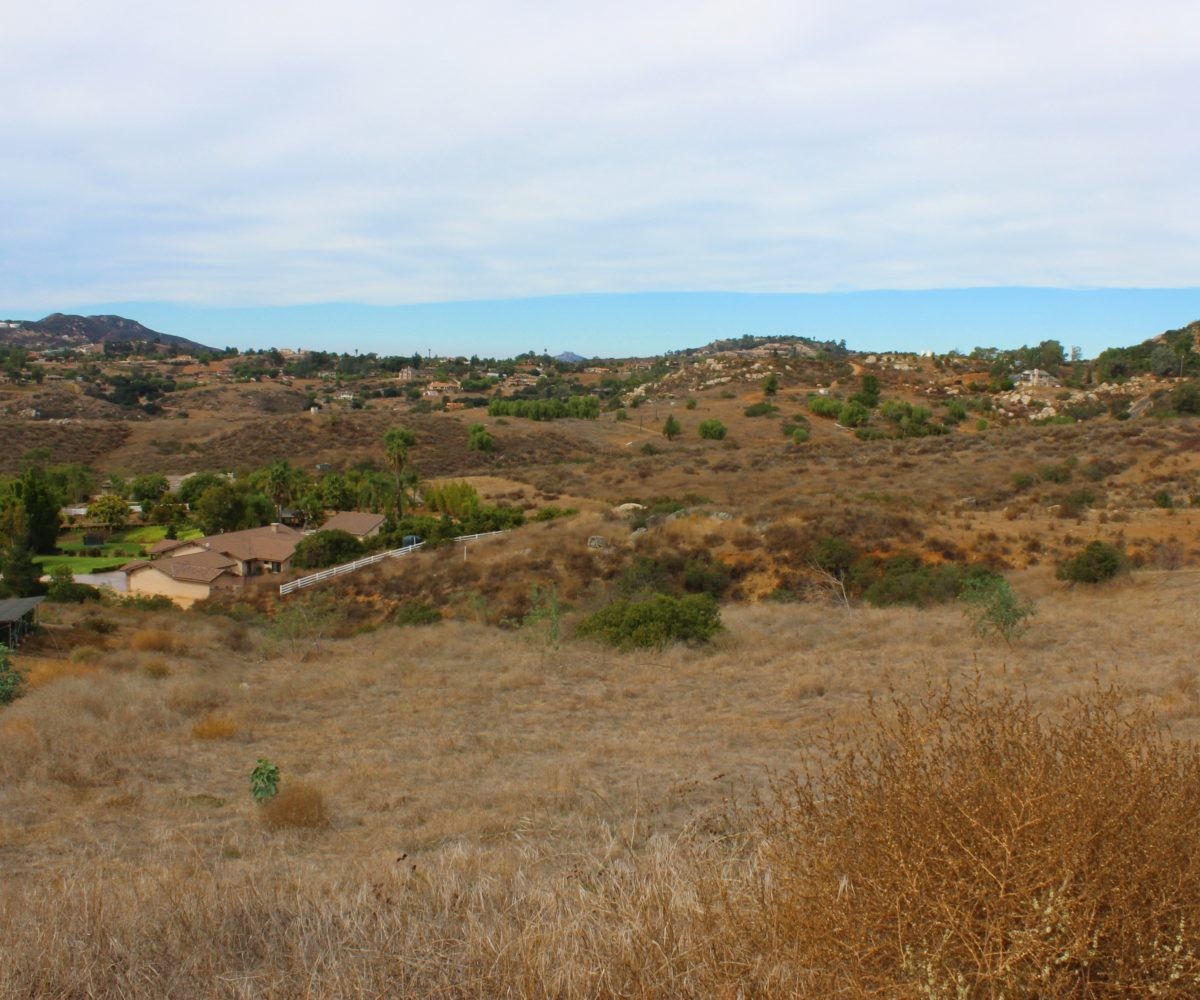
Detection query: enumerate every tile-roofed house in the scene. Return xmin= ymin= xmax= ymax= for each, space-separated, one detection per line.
xmin=122 ymin=550 xmax=241 ymax=608
xmin=123 ymin=524 xmax=305 ymax=607
xmin=320 ymin=510 xmax=386 ymax=540
xmin=165 ymin=523 xmax=304 ymax=576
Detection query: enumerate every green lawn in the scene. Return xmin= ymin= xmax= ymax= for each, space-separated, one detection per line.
xmin=36 ymin=554 xmax=130 ymax=574
xmin=45 ymin=524 xmax=204 ymax=575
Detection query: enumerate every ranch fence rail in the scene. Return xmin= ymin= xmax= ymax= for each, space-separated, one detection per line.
xmin=279 ymin=530 xmax=508 ymax=597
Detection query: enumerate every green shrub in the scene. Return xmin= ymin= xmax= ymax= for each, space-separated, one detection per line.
xmin=575 ymin=593 xmax=723 ymax=649
xmin=0 ymin=644 xmax=24 ymax=706
xmin=838 ymin=400 xmax=871 ymax=427
xmin=852 ymin=553 xmax=994 ymax=608
xmin=1057 ymin=540 xmax=1126 ymax=584
xmin=975 ymin=419 xmax=988 ymax=431
xmin=250 ymin=759 xmax=280 ymax=803
xmin=960 ymin=575 xmax=1036 ymax=643
xmin=811 ymin=536 xmax=858 ymax=578
xmin=394 ymin=601 xmax=441 ymax=627
xmin=809 ymin=396 xmax=842 ymax=419
xmin=1010 ymin=471 xmax=1036 ymax=490
xmin=791 ymin=427 xmax=810 ymax=444
xmin=614 ymin=408 xmax=628 ymax=421
xmin=1059 ymin=489 xmax=1098 ymax=517
xmin=292 ymin=529 xmax=365 ymax=570
xmin=45 ymin=565 xmax=101 ymax=604
xmin=685 ymin=397 xmax=698 ymax=410
xmin=943 ymin=400 xmax=967 ymax=425
xmin=1037 ymin=461 xmax=1073 ymax=484
xmin=854 ymin=426 xmax=887 ymax=440
xmin=698 ymin=418 xmax=727 ymax=440
xmin=744 ymin=402 xmax=779 ymax=418
xmin=1152 ymin=489 xmax=1174 ymax=509
xmin=662 ymin=415 xmax=682 ymax=440
xmin=467 ymin=423 xmax=494 ymax=452
xmin=618 ymin=552 xmax=730 ymax=599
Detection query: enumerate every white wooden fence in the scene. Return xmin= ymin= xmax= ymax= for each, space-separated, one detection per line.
xmin=278 ymin=530 xmax=508 ymax=597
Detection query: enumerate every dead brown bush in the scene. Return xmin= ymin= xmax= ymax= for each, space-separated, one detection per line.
xmin=130 ymin=628 xmax=181 ymax=653
xmin=729 ymin=682 xmax=1200 ymax=995
xmin=260 ymin=781 xmax=331 ymax=830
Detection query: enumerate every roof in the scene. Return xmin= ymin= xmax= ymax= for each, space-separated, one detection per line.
xmin=321 ymin=511 xmax=386 ymax=536
xmin=124 ymin=549 xmax=237 ymax=584
xmin=0 ymin=596 xmax=45 ymax=623
xmin=149 ymin=538 xmax=190 ymax=556
xmin=194 ymin=523 xmax=303 ymax=563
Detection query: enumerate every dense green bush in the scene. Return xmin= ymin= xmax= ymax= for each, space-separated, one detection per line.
xmin=0 ymin=644 xmax=23 ymax=706
xmin=808 ymin=396 xmax=842 ymax=419
xmin=45 ymin=565 xmax=100 ymax=604
xmin=394 ymin=601 xmax=442 ymax=627
xmin=292 ymin=530 xmax=365 ymax=569
xmin=838 ymin=400 xmax=871 ymax=427
xmin=744 ymin=402 xmax=779 ymax=418
xmin=698 ymin=418 xmax=727 ymax=440
xmin=575 ymin=593 xmax=723 ymax=649
xmin=1057 ymin=540 xmax=1126 ymax=584
xmin=466 ymin=423 xmax=494 ymax=452
xmin=851 ymin=552 xmax=996 ymax=608
xmin=486 ymin=395 xmax=599 ymax=420
xmin=618 ymin=551 xmax=731 ymax=599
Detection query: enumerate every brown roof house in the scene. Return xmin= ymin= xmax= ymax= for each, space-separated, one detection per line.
xmin=123 ymin=524 xmax=304 ymax=607
xmin=320 ymin=510 xmax=386 ymax=540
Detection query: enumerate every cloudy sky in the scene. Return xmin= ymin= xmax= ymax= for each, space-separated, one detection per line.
xmin=3 ymin=1 xmax=1198 ymax=352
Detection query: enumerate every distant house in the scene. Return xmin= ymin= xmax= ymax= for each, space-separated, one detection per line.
xmin=123 ymin=524 xmax=305 ymax=606
xmin=320 ymin=510 xmax=386 ymax=540
xmin=424 ymin=380 xmax=461 ymax=397
xmin=1015 ymin=368 xmax=1060 ymax=388
xmin=121 ymin=550 xmax=242 ymax=608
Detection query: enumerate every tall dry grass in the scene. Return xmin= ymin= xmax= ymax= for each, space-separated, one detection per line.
xmin=3 ymin=571 xmax=1200 ymax=995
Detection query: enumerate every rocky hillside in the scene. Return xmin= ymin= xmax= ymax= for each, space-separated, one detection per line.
xmin=0 ymin=313 xmax=215 ymax=354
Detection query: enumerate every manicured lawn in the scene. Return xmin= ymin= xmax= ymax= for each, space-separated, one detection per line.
xmin=45 ymin=524 xmax=204 ymax=575
xmin=36 ymin=554 xmax=130 ymax=574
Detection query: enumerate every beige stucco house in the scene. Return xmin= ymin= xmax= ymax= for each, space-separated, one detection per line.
xmin=123 ymin=524 xmax=305 ymax=606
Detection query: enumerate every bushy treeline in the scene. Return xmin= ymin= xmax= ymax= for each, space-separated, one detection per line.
xmin=487 ymin=395 xmax=600 ymax=420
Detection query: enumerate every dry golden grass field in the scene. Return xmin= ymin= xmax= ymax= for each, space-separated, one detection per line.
xmin=2 ymin=563 xmax=1200 ymax=996
xmin=3 ymin=363 xmax=1200 ymax=996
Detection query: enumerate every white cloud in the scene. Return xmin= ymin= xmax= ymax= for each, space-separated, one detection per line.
xmin=2 ymin=0 xmax=1198 ymax=307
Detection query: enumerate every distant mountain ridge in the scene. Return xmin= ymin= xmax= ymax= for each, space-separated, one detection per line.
xmin=0 ymin=313 xmax=216 ymax=354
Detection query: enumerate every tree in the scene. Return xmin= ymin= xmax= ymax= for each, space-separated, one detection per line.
xmin=129 ymin=473 xmax=169 ymax=506
xmin=1171 ymin=332 xmax=1195 ymax=377
xmin=698 ymin=418 xmax=727 ymax=440
xmin=663 ymin=415 xmax=682 ymax=440
xmin=88 ymin=493 xmax=130 ymax=532
xmin=383 ymin=427 xmax=417 ymax=514
xmin=320 ymin=473 xmax=352 ymax=511
xmin=193 ymin=483 xmax=271 ymax=536
xmin=961 ymin=575 xmax=1036 ymax=643
xmin=10 ymin=467 xmax=61 ymax=554
xmin=262 ymin=460 xmax=303 ymax=520
xmin=292 ymin=529 xmax=365 ymax=569
xmin=0 ymin=543 xmax=44 ymax=598
xmin=763 ymin=373 xmax=779 ymax=396
xmin=177 ymin=472 xmax=227 ymax=507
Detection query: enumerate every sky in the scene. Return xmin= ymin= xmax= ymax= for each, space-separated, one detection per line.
xmin=3 ymin=1 xmax=1198 ymax=357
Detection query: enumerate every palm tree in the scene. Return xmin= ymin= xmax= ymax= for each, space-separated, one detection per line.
xmin=383 ymin=427 xmax=417 ymax=515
